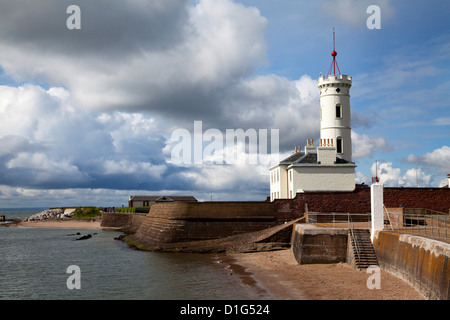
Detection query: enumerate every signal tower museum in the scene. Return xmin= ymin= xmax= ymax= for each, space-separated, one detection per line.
xmin=270 ymin=31 xmax=356 ymax=201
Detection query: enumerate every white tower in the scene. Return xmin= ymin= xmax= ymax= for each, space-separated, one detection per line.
xmin=318 ymin=29 xmax=352 ymax=162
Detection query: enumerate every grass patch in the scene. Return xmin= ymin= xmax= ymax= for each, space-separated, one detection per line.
xmin=115 ymin=206 xmax=151 ymax=214
xmin=72 ymin=207 xmax=102 ymax=220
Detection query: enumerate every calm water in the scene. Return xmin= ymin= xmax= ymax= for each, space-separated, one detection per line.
xmin=0 ymin=208 xmax=270 ymax=300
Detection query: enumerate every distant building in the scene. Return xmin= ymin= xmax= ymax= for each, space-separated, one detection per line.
xmin=128 ymin=195 xmax=197 ymax=207
xmin=270 ymin=32 xmax=356 ymax=201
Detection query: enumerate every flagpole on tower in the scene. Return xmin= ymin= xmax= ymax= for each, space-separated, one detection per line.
xmin=327 ymin=27 xmax=341 ymax=77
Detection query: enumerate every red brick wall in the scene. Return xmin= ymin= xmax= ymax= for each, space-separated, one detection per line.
xmin=384 ymin=188 xmax=450 ymax=213
xmin=274 ymin=187 xmax=450 ymax=220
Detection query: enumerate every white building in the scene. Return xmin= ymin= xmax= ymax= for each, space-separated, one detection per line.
xmin=270 ymin=36 xmax=356 ymax=201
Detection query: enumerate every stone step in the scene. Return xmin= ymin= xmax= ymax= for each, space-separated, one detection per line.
xmin=349 ymin=229 xmax=378 ymax=269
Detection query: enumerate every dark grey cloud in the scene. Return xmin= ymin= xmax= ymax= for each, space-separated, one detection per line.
xmin=0 ymin=0 xmax=269 ymax=122
xmin=0 ymin=0 xmax=190 ymax=57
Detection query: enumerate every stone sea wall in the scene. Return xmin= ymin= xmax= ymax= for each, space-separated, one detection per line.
xmin=373 ymin=231 xmax=449 ymax=300
xmin=127 ymin=201 xmax=279 ymax=249
xmin=101 ymin=212 xmax=146 ymax=233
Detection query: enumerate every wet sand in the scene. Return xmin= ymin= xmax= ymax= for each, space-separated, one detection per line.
xmin=227 ymin=249 xmax=425 ymax=300
xmin=16 ymin=219 xmax=103 ymax=229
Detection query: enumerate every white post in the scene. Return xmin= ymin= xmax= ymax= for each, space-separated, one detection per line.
xmin=370 ymin=183 xmax=384 ymax=242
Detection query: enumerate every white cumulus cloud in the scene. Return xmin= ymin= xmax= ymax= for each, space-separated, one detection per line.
xmin=352 ymin=131 xmax=389 ymax=159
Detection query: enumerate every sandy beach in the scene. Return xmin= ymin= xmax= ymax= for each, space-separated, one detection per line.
xmin=227 ymin=249 xmax=425 ymax=300
xmin=16 ymin=219 xmax=103 ymax=229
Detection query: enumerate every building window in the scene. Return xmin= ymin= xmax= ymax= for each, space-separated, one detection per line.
xmin=337 ymin=137 xmax=343 ymax=154
xmin=336 ymin=104 xmax=342 ymax=118
xmin=289 ymin=171 xmax=292 ymax=181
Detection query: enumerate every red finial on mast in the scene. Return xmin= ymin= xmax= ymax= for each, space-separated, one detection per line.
xmin=327 ymin=27 xmax=341 ymax=77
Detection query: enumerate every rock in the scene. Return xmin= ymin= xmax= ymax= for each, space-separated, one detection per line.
xmin=27 ymin=209 xmax=64 ymax=221
xmin=76 ymin=234 xmax=92 ymax=241
xmin=67 ymin=232 xmax=81 ymax=236
xmin=64 ymin=208 xmax=76 ymax=216
xmin=114 ymin=234 xmax=125 ymax=241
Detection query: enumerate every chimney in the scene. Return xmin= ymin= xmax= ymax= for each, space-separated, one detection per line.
xmin=317 ymin=138 xmax=337 ymax=165
xmin=305 ymin=139 xmax=316 ymax=155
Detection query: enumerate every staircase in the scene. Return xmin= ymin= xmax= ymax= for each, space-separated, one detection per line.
xmin=349 ymin=229 xmax=378 ymax=270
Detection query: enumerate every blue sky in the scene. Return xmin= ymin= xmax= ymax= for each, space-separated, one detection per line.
xmin=0 ymin=0 xmax=449 ymax=207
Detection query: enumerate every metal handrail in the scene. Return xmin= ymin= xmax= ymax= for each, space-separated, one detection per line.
xmin=348 ymin=213 xmax=361 ymax=264
xmin=385 ymin=212 xmax=449 ymax=242
xmin=307 ymin=212 xmax=370 ymax=224
xmin=383 ymin=204 xmax=394 ymax=231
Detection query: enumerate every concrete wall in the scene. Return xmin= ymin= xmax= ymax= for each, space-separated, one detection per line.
xmin=291 ymin=224 xmax=348 ymax=264
xmin=291 ymin=165 xmax=356 ymax=193
xmin=373 ymin=231 xmax=449 ymax=300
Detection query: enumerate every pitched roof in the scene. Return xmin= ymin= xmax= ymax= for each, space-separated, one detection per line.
xmin=129 ymin=195 xmax=197 ymax=202
xmin=277 ymin=152 xmax=354 ymax=167
xmin=293 ymin=153 xmax=318 ymax=164
xmin=279 ymin=152 xmax=305 ymax=164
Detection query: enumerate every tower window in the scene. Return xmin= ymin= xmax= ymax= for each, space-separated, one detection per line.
xmin=337 ymin=137 xmax=343 ymax=154
xmin=336 ymin=104 xmax=342 ymax=118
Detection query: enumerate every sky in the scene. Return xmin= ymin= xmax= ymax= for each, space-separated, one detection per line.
xmin=0 ymin=0 xmax=449 ymax=208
